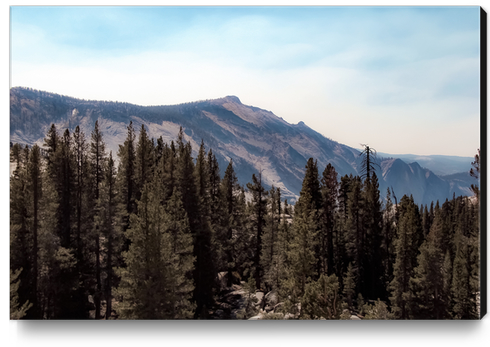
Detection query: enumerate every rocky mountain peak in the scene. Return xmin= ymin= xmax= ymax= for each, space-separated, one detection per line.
xmin=223 ymin=95 xmax=241 ymax=104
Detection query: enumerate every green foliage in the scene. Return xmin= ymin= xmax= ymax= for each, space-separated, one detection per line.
xmin=246 ymin=172 xmax=269 ymax=289
xmin=301 ymin=274 xmax=341 ymax=319
xmin=469 ymin=149 xmax=480 ymax=200
xmin=389 ymin=195 xmax=422 ymax=319
xmin=9 ymin=122 xmax=482 ymax=320
xmin=236 ymin=276 xmax=258 ymax=319
xmin=261 ymin=186 xmax=282 ymax=291
xmin=10 ymin=268 xmax=32 ymax=320
xmin=342 ymin=262 xmax=356 ymax=307
xmin=115 ymin=183 xmax=195 ymax=319
xmin=362 ymin=299 xmax=394 ymax=320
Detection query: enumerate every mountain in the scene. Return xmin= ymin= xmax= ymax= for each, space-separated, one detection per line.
xmin=377 ymin=152 xmax=474 ymax=176
xmin=9 ymin=87 xmax=476 ymax=205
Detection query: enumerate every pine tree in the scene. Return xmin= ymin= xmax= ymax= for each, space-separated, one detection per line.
xmin=261 ymin=186 xmax=282 ymax=291
xmin=246 ymin=172 xmax=269 ymax=290
xmin=36 ymin=166 xmax=60 ymax=319
xmin=469 ymin=149 xmax=480 ymax=200
xmin=134 ymin=124 xmax=154 ymax=202
xmin=219 ymin=159 xmax=242 ymax=286
xmin=115 ymin=184 xmax=169 ymax=319
xmin=319 ymin=163 xmax=339 ymax=277
xmin=389 ymin=195 xmax=422 ymax=319
xmin=286 ymin=191 xmax=318 ymax=298
xmin=342 ymin=262 xmax=356 ymax=307
xmin=302 ymin=274 xmax=341 ymax=319
xmin=359 ymin=144 xmax=379 ymax=181
xmin=362 ymin=172 xmax=384 ymax=300
xmin=95 ymin=151 xmax=119 ymax=319
xmin=162 ymin=188 xmax=196 ymax=319
xmin=116 ymin=121 xmax=137 ymax=248
xmin=175 ymin=128 xmax=214 ymax=318
xmin=89 ymin=120 xmax=106 ymax=319
xmin=381 ymin=188 xmax=396 ymax=297
xmin=344 ymin=176 xmax=363 ymax=294
xmin=231 ymin=186 xmax=252 ymax=281
xmin=67 ymin=125 xmax=93 ymax=318
xmin=208 ymin=149 xmax=225 ymax=272
xmin=10 ymin=144 xmax=31 ymax=315
xmin=409 ymin=225 xmax=447 ymax=319
xmin=26 ymin=144 xmax=42 ymax=318
xmin=451 ymin=199 xmax=478 ymax=319
xmin=10 ymin=268 xmax=33 ymax=319
xmin=58 ymin=129 xmax=75 ymax=249
xmin=115 ymin=182 xmax=195 ymax=319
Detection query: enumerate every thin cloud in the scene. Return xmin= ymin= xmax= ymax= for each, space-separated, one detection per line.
xmin=10 ymin=6 xmax=481 ymax=157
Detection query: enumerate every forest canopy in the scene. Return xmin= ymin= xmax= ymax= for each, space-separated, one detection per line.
xmin=10 ymin=122 xmax=481 ymax=320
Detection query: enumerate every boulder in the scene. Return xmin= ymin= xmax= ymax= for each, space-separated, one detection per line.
xmin=248 ymin=312 xmax=264 ymax=320
xmin=264 ymin=290 xmax=279 ymax=307
xmin=254 ymin=291 xmax=265 ymax=308
xmin=255 ymin=290 xmax=265 ymax=302
xmin=350 ymin=315 xmax=361 ymax=320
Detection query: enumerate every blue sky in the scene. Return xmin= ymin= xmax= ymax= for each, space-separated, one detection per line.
xmin=10 ymin=5 xmax=481 ymax=157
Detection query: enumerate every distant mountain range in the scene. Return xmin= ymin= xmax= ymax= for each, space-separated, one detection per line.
xmin=10 ymin=87 xmax=476 ymax=206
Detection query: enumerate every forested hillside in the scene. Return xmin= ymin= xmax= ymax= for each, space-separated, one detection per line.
xmin=10 ymin=87 xmax=473 ymax=206
xmin=10 ymin=121 xmax=481 ymax=320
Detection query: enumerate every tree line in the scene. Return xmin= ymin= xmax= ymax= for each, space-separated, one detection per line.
xmin=10 ymin=121 xmax=481 ymax=319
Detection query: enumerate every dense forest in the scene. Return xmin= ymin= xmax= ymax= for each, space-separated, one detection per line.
xmin=10 ymin=121 xmax=481 ymax=320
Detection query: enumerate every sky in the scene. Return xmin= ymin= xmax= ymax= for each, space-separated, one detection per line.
xmin=9 ymin=4 xmax=481 ymax=157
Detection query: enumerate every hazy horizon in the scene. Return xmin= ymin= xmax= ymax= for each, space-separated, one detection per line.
xmin=10 ymin=6 xmax=481 ymax=157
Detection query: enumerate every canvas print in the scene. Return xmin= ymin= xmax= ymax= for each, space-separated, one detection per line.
xmin=9 ymin=6 xmax=485 ymax=320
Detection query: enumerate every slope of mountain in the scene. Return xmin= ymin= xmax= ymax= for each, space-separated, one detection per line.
xmin=10 ymin=87 xmax=476 ymax=205
xmin=377 ymin=152 xmax=474 ymax=176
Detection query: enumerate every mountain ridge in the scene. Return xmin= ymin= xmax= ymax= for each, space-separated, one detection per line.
xmin=9 ymin=87 xmax=476 ymax=205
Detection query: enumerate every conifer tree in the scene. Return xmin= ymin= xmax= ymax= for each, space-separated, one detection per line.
xmin=342 ymin=262 xmax=356 ymax=307
xmin=285 ymin=191 xmax=318 ymax=298
xmin=115 ymin=184 xmax=169 ymax=319
xmin=261 ymin=186 xmax=282 ymax=290
xmin=36 ymin=165 xmax=61 ymax=319
xmin=67 ymin=126 xmax=93 ymax=318
xmin=246 ymin=172 xmax=269 ymax=289
xmin=116 ymin=121 xmax=137 ymax=242
xmin=469 ymin=149 xmax=480 ymax=200
xmin=362 ymin=172 xmax=384 ymax=300
xmin=296 ymin=158 xmax=322 ymax=215
xmin=175 ymin=128 xmax=214 ymax=317
xmin=115 ymin=181 xmax=195 ymax=319
xmin=10 ymin=268 xmax=33 ymax=319
xmin=320 ymin=163 xmax=339 ymax=276
xmin=302 ymin=273 xmax=341 ymax=319
xmin=58 ymin=129 xmax=75 ymax=249
xmin=344 ymin=176 xmax=363 ymax=294
xmin=134 ymin=124 xmax=154 ymax=202
xmin=409 ymin=224 xmax=447 ymax=319
xmin=231 ymin=186 xmax=252 ymax=280
xmin=219 ymin=159 xmax=242 ymax=286
xmin=10 ymin=144 xmax=31 ymax=314
xmin=162 ymin=188 xmax=196 ymax=319
xmin=95 ymin=151 xmax=119 ymax=319
xmin=382 ymin=188 xmax=396 ymax=296
xmin=26 ymin=145 xmax=42 ymax=318
xmin=208 ymin=149 xmax=225 ymax=271
xmin=90 ymin=120 xmax=106 ymax=319
xmin=389 ymin=195 xmax=422 ymax=319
